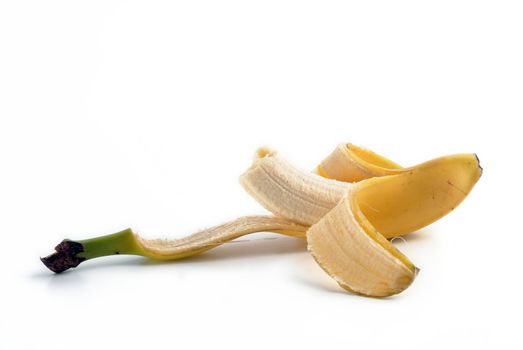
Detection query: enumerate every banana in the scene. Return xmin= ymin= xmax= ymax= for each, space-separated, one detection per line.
xmin=242 ymin=147 xmax=481 ymax=237
xmin=41 ymin=216 xmax=307 ymax=273
xmin=241 ymin=148 xmax=481 ymax=296
xmin=41 ymin=143 xmax=481 ymax=298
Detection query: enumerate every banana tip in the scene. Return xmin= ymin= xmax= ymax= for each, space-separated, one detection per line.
xmin=255 ymin=147 xmax=276 ymax=159
xmin=41 ymin=240 xmax=86 ymax=273
xmin=414 ymin=266 xmax=421 ymax=277
xmin=474 ymin=153 xmax=483 ymax=175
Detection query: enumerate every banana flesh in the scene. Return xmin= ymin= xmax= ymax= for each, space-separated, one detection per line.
xmin=240 ymin=147 xmax=351 ymax=226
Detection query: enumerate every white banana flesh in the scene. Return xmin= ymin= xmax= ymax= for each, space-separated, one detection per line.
xmin=240 ymin=147 xmax=351 ymax=226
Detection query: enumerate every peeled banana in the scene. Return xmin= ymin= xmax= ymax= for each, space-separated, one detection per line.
xmin=41 ymin=143 xmax=481 ymax=298
xmin=240 ymin=147 xmax=481 ymax=297
xmin=241 ymin=147 xmax=481 ymax=237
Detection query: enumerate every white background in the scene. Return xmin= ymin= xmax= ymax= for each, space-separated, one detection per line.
xmin=1 ymin=1 xmax=522 ymax=349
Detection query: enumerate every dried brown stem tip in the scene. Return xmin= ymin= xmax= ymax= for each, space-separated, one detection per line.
xmin=40 ymin=240 xmax=85 ymax=273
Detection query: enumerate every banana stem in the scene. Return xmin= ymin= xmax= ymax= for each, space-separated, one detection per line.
xmin=78 ymin=228 xmax=144 ymax=259
xmin=41 ymin=228 xmax=144 ymax=273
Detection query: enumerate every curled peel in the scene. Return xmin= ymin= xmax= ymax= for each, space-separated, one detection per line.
xmin=316 ymin=143 xmax=403 ymax=182
xmin=307 ymin=195 xmax=418 ymax=297
xmin=135 ymin=215 xmax=307 ymax=259
xmin=41 ymin=216 xmax=307 ymax=273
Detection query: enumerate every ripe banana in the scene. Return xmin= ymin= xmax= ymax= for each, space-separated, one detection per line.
xmin=41 ymin=143 xmax=481 ymax=298
xmin=241 ymin=147 xmax=481 ymax=297
xmin=242 ymin=147 xmax=481 ymax=237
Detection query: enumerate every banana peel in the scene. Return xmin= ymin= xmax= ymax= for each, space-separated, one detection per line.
xmin=41 ymin=216 xmax=308 ymax=273
xmin=317 ymin=143 xmax=404 ymax=182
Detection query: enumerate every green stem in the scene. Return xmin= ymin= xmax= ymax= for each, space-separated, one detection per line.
xmin=77 ymin=228 xmax=144 ymax=260
xmin=41 ymin=228 xmax=145 ymax=273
